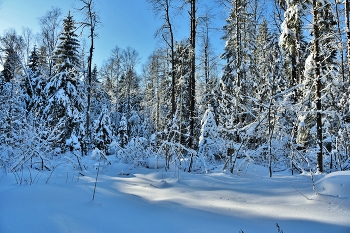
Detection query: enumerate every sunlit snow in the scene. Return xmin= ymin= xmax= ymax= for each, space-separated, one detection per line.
xmin=1 ymin=163 xmax=349 ymax=233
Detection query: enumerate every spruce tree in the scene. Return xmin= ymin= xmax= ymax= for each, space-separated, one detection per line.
xmin=28 ymin=46 xmax=40 ymax=74
xmin=198 ymin=105 xmax=221 ymax=163
xmin=118 ymin=115 xmax=128 ymax=148
xmin=53 ymin=11 xmax=80 ymax=73
xmin=42 ymin=12 xmax=84 ymax=151
xmin=93 ymin=105 xmax=113 ymax=153
xmin=24 ymin=46 xmax=41 ymax=113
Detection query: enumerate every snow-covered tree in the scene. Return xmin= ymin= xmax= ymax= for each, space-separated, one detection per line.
xmin=0 ymin=32 xmax=26 ymax=144
xmin=279 ymin=0 xmax=307 ymax=101
xmin=117 ymin=115 xmax=128 ymax=148
xmin=42 ymin=69 xmax=85 ymax=150
xmin=24 ymin=46 xmax=41 ymax=113
xmin=218 ymin=0 xmax=260 ymax=135
xmin=28 ymin=46 xmax=40 ymax=74
xmin=141 ymin=48 xmax=171 ymax=134
xmin=53 ymin=11 xmax=80 ymax=73
xmin=300 ymin=0 xmax=338 ymax=172
xmin=174 ymin=41 xmax=192 ymax=147
xmin=198 ymin=105 xmax=222 ymax=163
xmin=2 ymin=48 xmax=20 ymax=82
xmin=42 ymin=11 xmax=84 ymax=151
xmin=93 ymin=105 xmax=114 ymax=153
xmin=1 ymin=29 xmax=25 ymax=83
xmin=117 ymin=47 xmax=141 ymax=118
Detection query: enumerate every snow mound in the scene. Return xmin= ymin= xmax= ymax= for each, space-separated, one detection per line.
xmin=316 ymin=171 xmax=350 ymax=198
xmin=150 ymin=180 xmax=172 ymax=189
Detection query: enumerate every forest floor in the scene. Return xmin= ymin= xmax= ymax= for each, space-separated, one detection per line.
xmin=0 ymin=161 xmax=349 ymax=233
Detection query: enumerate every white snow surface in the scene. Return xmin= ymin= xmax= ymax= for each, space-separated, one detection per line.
xmin=1 ymin=164 xmax=349 ymax=233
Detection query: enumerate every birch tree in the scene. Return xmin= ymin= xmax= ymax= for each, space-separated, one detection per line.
xmin=38 ymin=7 xmax=62 ymax=76
xmin=148 ymin=0 xmax=177 ymax=117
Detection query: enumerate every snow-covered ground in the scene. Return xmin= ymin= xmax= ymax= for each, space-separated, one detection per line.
xmin=1 ymin=162 xmax=349 ymax=233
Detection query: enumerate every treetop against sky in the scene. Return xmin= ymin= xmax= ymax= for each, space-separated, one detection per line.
xmin=0 ymin=0 xmax=224 ymax=71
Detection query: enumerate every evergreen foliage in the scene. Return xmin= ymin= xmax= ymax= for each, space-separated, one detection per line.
xmin=54 ymin=12 xmax=80 ymax=73
xmin=198 ymin=105 xmax=222 ymax=163
xmin=41 ymin=12 xmax=84 ymax=151
xmin=93 ymin=105 xmax=113 ymax=153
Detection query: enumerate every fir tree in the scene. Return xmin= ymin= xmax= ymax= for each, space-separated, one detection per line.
xmin=42 ymin=11 xmax=84 ymax=151
xmin=118 ymin=115 xmax=128 ymax=148
xmin=93 ymin=105 xmax=114 ymax=153
xmin=28 ymin=46 xmax=40 ymax=74
xmin=42 ymin=69 xmax=85 ymax=150
xmin=24 ymin=46 xmax=41 ymax=113
xmin=53 ymin=11 xmax=80 ymax=73
xmin=198 ymin=105 xmax=222 ymax=163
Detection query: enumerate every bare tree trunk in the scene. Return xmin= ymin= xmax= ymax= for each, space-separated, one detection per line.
xmin=204 ymin=37 xmax=209 ymax=86
xmin=312 ymin=0 xmax=323 ymax=172
xmin=296 ymin=32 xmax=302 ymax=86
xmin=166 ymin=0 xmax=176 ymax=118
xmin=345 ymin=0 xmax=350 ymax=83
xmin=236 ymin=0 xmax=241 ymax=87
xmin=291 ymin=48 xmax=297 ymax=102
xmin=189 ymin=0 xmax=196 ymax=149
xmin=268 ymin=100 xmax=275 ymax=178
xmin=78 ymin=0 xmax=98 ymax=155
xmin=334 ymin=0 xmax=346 ymax=83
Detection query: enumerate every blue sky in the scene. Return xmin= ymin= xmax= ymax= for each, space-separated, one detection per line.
xmin=0 ymin=0 xmax=225 ymax=72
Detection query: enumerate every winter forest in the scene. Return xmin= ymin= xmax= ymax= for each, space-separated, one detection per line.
xmin=1 ymin=0 xmax=350 ymax=232
xmin=1 ymin=0 xmax=350 ymax=176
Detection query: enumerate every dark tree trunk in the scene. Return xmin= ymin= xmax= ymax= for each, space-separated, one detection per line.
xmin=164 ymin=0 xmax=176 ymax=117
xmin=345 ymin=0 xmax=350 ymax=83
xmin=312 ymin=0 xmax=323 ymax=172
xmin=189 ymin=0 xmax=196 ymax=149
xmin=79 ymin=0 xmax=97 ymax=155
xmin=334 ymin=0 xmax=345 ymax=83
xmin=85 ymin=23 xmax=94 ymax=155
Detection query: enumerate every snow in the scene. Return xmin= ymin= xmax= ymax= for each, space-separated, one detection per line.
xmin=316 ymin=171 xmax=350 ymax=198
xmin=1 ymin=164 xmax=350 ymax=233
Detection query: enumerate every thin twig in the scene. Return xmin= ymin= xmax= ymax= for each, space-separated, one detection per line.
xmin=92 ymin=157 xmax=101 ymax=201
xmin=289 ymin=181 xmax=311 ymax=200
